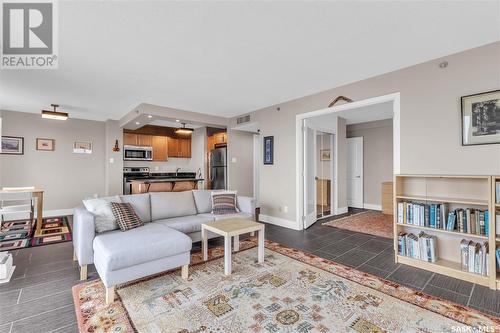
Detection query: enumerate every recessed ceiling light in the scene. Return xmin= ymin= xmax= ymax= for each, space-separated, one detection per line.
xmin=135 ymin=121 xmax=140 ymax=125
xmin=147 ymin=115 xmax=153 ymax=118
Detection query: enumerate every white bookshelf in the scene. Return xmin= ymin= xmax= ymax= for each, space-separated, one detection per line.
xmin=492 ymin=176 xmax=500 ymax=290
xmin=394 ymin=175 xmax=497 ymax=289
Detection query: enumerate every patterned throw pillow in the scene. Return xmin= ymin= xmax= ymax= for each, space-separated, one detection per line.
xmin=110 ymin=202 xmax=144 ymax=231
xmin=211 ymin=191 xmax=239 ymax=215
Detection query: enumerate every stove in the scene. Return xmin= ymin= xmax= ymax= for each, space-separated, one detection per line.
xmin=123 ymin=167 xmax=150 ymax=194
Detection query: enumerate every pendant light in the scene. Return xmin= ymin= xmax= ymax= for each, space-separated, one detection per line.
xmin=41 ymin=104 xmax=68 ymax=120
xmin=175 ymin=123 xmax=193 ymax=135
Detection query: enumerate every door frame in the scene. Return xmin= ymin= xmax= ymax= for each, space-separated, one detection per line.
xmin=303 ymin=120 xmax=317 ymax=228
xmin=346 ymin=136 xmax=364 ymax=208
xmin=295 ymin=92 xmax=401 ymax=230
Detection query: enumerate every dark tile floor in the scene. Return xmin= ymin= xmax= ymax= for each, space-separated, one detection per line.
xmin=0 ymin=216 xmax=499 ymax=332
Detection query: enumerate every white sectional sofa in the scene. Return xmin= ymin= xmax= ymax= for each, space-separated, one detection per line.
xmin=72 ymin=190 xmax=255 ymax=303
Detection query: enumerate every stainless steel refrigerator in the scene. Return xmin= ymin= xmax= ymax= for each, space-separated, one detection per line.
xmin=210 ymin=147 xmax=227 ymax=190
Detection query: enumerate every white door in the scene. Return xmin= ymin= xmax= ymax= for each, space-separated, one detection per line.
xmin=347 ymin=137 xmax=363 ymax=208
xmin=303 ymin=120 xmax=317 ymax=228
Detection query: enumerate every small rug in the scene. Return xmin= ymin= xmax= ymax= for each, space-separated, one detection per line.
xmin=30 ymin=216 xmax=72 ymax=247
xmin=72 ymin=240 xmax=499 ymax=332
xmin=322 ymin=210 xmax=393 ymax=238
xmin=0 ymin=238 xmax=30 ymax=251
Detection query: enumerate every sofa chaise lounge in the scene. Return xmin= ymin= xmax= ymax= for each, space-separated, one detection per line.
xmin=73 ymin=190 xmax=255 ymax=303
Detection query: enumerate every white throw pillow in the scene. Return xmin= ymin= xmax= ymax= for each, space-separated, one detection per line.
xmin=83 ymin=196 xmax=122 ymax=233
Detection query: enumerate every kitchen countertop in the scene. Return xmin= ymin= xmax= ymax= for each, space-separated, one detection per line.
xmin=131 ymin=178 xmax=204 ymax=184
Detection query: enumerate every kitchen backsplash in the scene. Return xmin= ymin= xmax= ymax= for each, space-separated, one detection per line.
xmin=124 ymin=159 xmax=199 ymax=173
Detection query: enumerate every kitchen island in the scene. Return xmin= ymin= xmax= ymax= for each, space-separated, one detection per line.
xmin=131 ymin=178 xmax=204 ymax=193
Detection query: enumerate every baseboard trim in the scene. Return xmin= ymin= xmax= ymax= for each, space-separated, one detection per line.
xmin=3 ymin=209 xmax=73 ymax=221
xmin=259 ymin=214 xmax=301 ymax=230
xmin=336 ymin=207 xmax=348 ymax=214
xmin=363 ymin=204 xmax=382 ymax=211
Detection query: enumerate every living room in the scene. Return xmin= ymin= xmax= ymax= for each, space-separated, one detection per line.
xmin=1 ymin=1 xmax=499 ymax=332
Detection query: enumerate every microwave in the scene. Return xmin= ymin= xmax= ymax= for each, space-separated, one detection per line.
xmin=123 ymin=145 xmax=153 ymax=161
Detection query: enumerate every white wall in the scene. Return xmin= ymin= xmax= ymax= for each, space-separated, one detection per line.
xmin=229 ymin=41 xmax=500 ymax=225
xmin=227 ymin=129 xmax=254 ymax=196
xmin=0 ymin=110 xmax=107 ymax=211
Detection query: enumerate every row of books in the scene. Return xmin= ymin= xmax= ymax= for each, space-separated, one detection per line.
xmin=460 ymin=240 xmax=489 ymax=276
xmin=495 ymin=181 xmax=500 ymax=204
xmin=397 ymin=202 xmax=489 ymax=236
xmin=397 ymin=232 xmax=437 ymax=262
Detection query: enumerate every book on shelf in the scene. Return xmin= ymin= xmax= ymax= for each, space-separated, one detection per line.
xmin=397 ymin=201 xmax=489 ymax=236
xmin=496 ymin=212 xmax=500 ymax=237
xmin=397 ymin=231 xmax=437 ymax=262
xmin=496 ymin=246 xmax=500 ymax=271
xmin=460 ymin=239 xmax=489 ymax=276
xmin=496 ymin=181 xmax=500 ymax=204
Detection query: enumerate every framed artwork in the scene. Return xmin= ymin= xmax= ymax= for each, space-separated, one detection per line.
xmin=320 ymin=149 xmax=331 ymax=161
xmin=73 ymin=141 xmax=92 ymax=154
xmin=263 ymin=136 xmax=274 ymax=165
xmin=461 ymin=90 xmax=500 ymax=146
xmin=1 ymin=136 xmax=24 ymax=155
xmin=36 ymin=138 xmax=55 ymax=151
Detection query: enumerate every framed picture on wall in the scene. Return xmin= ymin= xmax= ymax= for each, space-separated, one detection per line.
xmin=1 ymin=136 xmax=24 ymax=155
xmin=320 ymin=149 xmax=331 ymax=161
xmin=461 ymin=90 xmax=500 ymax=146
xmin=36 ymin=138 xmax=55 ymax=151
xmin=263 ymin=136 xmax=274 ymax=165
xmin=73 ymin=141 xmax=92 ymax=154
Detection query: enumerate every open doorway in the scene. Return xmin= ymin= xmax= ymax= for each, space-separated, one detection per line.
xmin=298 ymin=93 xmax=400 ymax=230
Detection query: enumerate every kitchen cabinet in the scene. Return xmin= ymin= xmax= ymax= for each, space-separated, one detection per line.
xmin=123 ymin=133 xmax=138 ymax=146
xmin=167 ymin=137 xmax=191 ymax=158
xmin=137 ymin=134 xmax=152 ymax=147
xmin=213 ymin=132 xmax=227 ymax=145
xmin=178 ymin=139 xmax=191 ymax=158
xmin=207 ymin=135 xmax=215 ymax=152
xmin=152 ymin=136 xmax=168 ymax=161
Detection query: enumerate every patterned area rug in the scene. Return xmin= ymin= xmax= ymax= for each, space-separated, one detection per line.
xmin=30 ymin=216 xmax=72 ymax=247
xmin=72 ymin=240 xmax=499 ymax=332
xmin=322 ymin=211 xmax=393 ymax=238
xmin=0 ymin=216 xmax=71 ymax=251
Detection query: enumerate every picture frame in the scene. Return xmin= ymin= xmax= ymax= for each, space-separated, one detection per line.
xmin=461 ymin=90 xmax=500 ymax=146
xmin=320 ymin=149 xmax=331 ymax=161
xmin=263 ymin=136 xmax=274 ymax=165
xmin=36 ymin=138 xmax=55 ymax=151
xmin=73 ymin=141 xmax=92 ymax=154
xmin=1 ymin=136 xmax=24 ymax=155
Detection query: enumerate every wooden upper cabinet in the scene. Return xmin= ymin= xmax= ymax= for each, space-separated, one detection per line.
xmin=207 ymin=135 xmax=215 ymax=152
xmin=213 ymin=132 xmax=227 ymax=144
xmin=168 ymin=138 xmax=179 ymax=157
xmin=137 ymin=134 xmax=153 ymax=147
xmin=152 ymin=136 xmax=168 ymax=161
xmin=123 ymin=133 xmax=138 ymax=146
xmin=178 ymin=138 xmax=191 ymax=158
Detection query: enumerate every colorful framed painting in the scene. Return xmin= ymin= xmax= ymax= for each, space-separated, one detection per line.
xmin=263 ymin=136 xmax=274 ymax=165
xmin=36 ymin=138 xmax=55 ymax=151
xmin=461 ymin=90 xmax=500 ymax=146
xmin=1 ymin=136 xmax=24 ymax=155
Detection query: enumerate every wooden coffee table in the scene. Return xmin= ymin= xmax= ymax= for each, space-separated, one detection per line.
xmin=201 ymin=218 xmax=265 ymax=275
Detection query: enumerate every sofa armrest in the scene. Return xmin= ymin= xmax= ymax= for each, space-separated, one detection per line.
xmin=73 ymin=206 xmax=96 ymax=266
xmin=237 ymin=196 xmax=255 ymax=215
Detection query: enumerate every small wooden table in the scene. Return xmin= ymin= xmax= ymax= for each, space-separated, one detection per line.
xmin=201 ymin=219 xmax=265 ymax=275
xmin=0 ymin=188 xmax=44 ymax=237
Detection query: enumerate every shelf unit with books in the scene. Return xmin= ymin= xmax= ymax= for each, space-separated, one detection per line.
xmin=492 ymin=176 xmax=500 ymax=289
xmin=394 ymin=175 xmax=496 ymax=289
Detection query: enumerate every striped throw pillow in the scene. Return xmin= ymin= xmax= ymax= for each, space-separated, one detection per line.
xmin=110 ymin=202 xmax=144 ymax=231
xmin=211 ymin=191 xmax=239 ymax=215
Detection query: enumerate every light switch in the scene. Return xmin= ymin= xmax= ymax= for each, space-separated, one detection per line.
xmin=109 ymin=158 xmax=114 ymax=164
xmin=231 ymin=157 xmax=237 ymax=163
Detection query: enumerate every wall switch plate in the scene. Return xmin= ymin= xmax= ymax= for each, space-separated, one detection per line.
xmin=283 ymin=206 xmax=288 ymax=213
xmin=109 ymin=158 xmax=114 ymax=163
xmin=231 ymin=157 xmax=237 ymax=163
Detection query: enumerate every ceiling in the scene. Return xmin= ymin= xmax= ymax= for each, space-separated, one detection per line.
xmin=1 ymin=1 xmax=499 ymax=121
